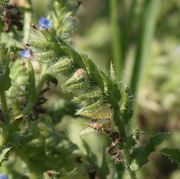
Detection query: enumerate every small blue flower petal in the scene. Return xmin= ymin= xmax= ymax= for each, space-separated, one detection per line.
xmin=39 ymin=17 xmax=51 ymax=30
xmin=20 ymin=49 xmax=31 ymax=58
xmin=0 ymin=174 xmax=8 ymax=179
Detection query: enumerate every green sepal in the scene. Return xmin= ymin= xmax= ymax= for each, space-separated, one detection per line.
xmin=48 ymin=58 xmax=74 ymax=77
xmin=120 ymin=87 xmax=133 ymax=124
xmin=72 ymin=88 xmax=103 ymax=103
xmin=81 ymin=54 xmax=104 ymax=90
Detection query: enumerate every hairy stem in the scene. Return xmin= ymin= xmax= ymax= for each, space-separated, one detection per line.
xmin=109 ymin=119 xmax=137 ymax=179
xmin=123 ymin=148 xmax=137 ymax=179
xmin=128 ymin=167 xmax=137 ymax=179
xmin=109 ymin=73 xmax=136 ymax=178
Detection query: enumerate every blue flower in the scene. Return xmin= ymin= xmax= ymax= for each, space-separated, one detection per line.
xmin=39 ymin=17 xmax=51 ymax=30
xmin=20 ymin=48 xmax=31 ymax=58
xmin=0 ymin=174 xmax=8 ymax=179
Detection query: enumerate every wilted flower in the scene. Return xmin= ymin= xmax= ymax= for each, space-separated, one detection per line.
xmin=20 ymin=48 xmax=31 ymax=58
xmin=39 ymin=17 xmax=51 ymax=30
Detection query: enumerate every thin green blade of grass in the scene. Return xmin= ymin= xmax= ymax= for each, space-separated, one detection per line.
xmin=122 ymin=0 xmax=137 ymax=62
xmin=130 ymin=0 xmax=161 ymax=96
xmin=110 ymin=0 xmax=122 ymax=81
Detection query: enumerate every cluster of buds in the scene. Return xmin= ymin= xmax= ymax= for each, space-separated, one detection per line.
xmin=27 ymin=13 xmax=116 ymax=136
xmin=64 ymin=68 xmax=87 ymax=88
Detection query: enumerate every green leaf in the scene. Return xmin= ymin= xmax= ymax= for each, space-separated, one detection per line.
xmin=0 ymin=147 xmax=11 ymax=165
xmin=131 ymin=132 xmax=170 ymax=169
xmin=82 ymin=140 xmax=97 ymax=165
xmin=26 ymin=61 xmax=36 ymax=102
xmin=82 ymin=140 xmax=109 ymax=178
xmin=0 ymin=59 xmax=11 ymax=92
xmin=161 ymin=148 xmax=180 ymax=165
xmin=100 ymin=145 xmax=109 ymax=178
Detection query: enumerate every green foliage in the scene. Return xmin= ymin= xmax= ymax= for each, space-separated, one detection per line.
xmin=7 ymin=60 xmax=35 ymax=116
xmin=6 ymin=117 xmax=82 ymax=177
xmin=161 ymin=148 xmax=180 ymax=165
xmin=131 ymin=132 xmax=170 ymax=169
xmin=0 ymin=46 xmax=11 ymax=92
xmin=82 ymin=140 xmax=109 ymax=178
xmin=29 ymin=14 xmax=121 ymax=133
xmin=0 ymin=147 xmax=11 ymax=165
xmin=48 ymin=0 xmax=78 ymax=42
xmin=120 ymin=87 xmax=134 ymax=124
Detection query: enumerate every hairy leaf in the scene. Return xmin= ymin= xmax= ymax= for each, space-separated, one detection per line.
xmin=161 ymin=148 xmax=180 ymax=165
xmin=131 ymin=132 xmax=170 ymax=169
xmin=0 ymin=147 xmax=11 ymax=165
xmin=0 ymin=48 xmax=11 ymax=92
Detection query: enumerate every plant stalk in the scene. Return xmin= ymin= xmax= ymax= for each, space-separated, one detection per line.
xmin=110 ymin=87 xmax=137 ymax=179
xmin=127 ymin=167 xmax=137 ymax=179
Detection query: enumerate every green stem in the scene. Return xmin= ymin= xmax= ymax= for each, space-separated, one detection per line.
xmin=130 ymin=0 xmax=161 ymax=97
xmin=124 ymin=148 xmax=137 ymax=179
xmin=23 ymin=74 xmax=49 ymax=115
xmin=110 ymin=90 xmax=137 ymax=179
xmin=110 ymin=0 xmax=122 ymax=81
xmin=127 ymin=167 xmax=137 ymax=179
xmin=0 ymin=91 xmax=9 ymax=121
